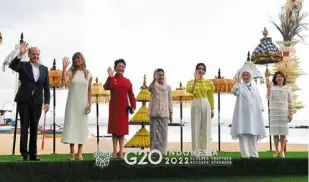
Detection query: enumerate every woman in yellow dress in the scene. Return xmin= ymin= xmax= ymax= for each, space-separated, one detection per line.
xmin=186 ymin=63 xmax=215 ymax=156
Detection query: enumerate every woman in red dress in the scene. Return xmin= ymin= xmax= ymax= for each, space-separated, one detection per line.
xmin=104 ymin=59 xmax=136 ymax=159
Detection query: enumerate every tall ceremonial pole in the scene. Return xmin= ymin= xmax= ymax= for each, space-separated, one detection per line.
xmin=12 ymin=33 xmax=24 ymax=155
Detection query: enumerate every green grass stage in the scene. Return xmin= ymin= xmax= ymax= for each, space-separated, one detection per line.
xmin=0 ymin=151 xmax=307 ymax=162
xmin=0 ymin=151 xmax=307 ymax=181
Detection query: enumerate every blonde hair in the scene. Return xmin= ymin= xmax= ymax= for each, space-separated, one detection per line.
xmin=69 ymin=52 xmax=88 ymax=79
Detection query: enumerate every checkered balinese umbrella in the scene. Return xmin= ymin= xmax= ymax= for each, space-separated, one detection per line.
xmin=251 ymin=28 xmax=283 ymax=152
xmin=251 ymin=28 xmax=283 ymax=65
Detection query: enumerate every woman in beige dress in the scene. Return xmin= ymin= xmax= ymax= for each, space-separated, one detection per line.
xmin=267 ymin=71 xmax=293 ymax=158
xmin=61 ymin=52 xmax=92 ymax=160
xmin=148 ymin=68 xmax=173 ymax=157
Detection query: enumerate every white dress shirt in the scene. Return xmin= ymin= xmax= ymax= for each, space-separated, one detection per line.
xmin=30 ymin=62 xmax=40 ymax=82
xmin=16 ymin=55 xmax=40 ymax=82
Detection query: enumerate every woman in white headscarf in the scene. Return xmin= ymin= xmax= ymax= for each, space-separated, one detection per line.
xmin=231 ymin=68 xmax=267 ymax=158
xmin=148 ymin=68 xmax=173 ymax=157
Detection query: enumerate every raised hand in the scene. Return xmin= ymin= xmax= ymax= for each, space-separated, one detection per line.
xmin=19 ymin=41 xmax=29 ymax=57
xmin=194 ymin=71 xmax=199 ymax=81
xmin=107 ymin=67 xmax=114 ymax=77
xmin=153 ymin=71 xmax=158 ymax=81
xmin=237 ymin=72 xmax=241 ymax=83
xmin=62 ymin=57 xmax=70 ymax=68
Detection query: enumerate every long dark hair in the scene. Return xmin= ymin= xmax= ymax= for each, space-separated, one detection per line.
xmin=272 ymin=71 xmax=287 ymax=86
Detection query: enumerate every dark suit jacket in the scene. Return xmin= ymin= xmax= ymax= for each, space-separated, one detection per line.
xmin=9 ymin=56 xmax=50 ymax=106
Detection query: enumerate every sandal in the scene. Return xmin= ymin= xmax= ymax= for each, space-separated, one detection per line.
xmin=112 ymin=152 xmax=117 ymax=159
xmin=69 ymin=153 xmax=75 ymax=160
xmin=118 ymin=152 xmax=124 ymax=159
xmin=273 ymin=152 xmax=279 ymax=158
xmin=279 ymin=152 xmax=285 ymax=158
xmin=77 ymin=153 xmax=83 ymax=160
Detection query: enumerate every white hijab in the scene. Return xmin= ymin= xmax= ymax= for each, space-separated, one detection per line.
xmin=154 ymin=71 xmax=169 ymax=91
xmin=233 ymin=61 xmax=263 ymax=80
xmin=240 ymin=68 xmax=253 ymax=85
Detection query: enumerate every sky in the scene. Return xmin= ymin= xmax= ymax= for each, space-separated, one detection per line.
xmin=0 ymin=0 xmax=308 ymax=124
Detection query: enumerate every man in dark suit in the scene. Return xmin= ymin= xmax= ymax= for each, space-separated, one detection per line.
xmin=9 ymin=41 xmax=50 ymax=161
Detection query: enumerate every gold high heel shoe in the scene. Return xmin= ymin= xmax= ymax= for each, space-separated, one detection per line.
xmin=279 ymin=152 xmax=285 ymax=158
xmin=118 ymin=152 xmax=124 ymax=159
xmin=69 ymin=153 xmax=75 ymax=160
xmin=77 ymin=153 xmax=83 ymax=160
xmin=273 ymin=152 xmax=279 ymax=158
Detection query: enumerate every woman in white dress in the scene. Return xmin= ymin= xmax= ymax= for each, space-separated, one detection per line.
xmin=186 ymin=63 xmax=215 ymax=156
xmin=231 ymin=68 xmax=267 ymax=158
xmin=266 ymin=71 xmax=293 ymax=158
xmin=61 ymin=52 xmax=92 ymax=160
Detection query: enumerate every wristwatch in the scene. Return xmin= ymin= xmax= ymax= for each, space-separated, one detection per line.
xmin=17 ymin=55 xmax=22 ymax=59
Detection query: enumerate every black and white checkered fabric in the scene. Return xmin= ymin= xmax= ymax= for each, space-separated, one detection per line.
xmin=251 ymin=37 xmax=280 ymax=57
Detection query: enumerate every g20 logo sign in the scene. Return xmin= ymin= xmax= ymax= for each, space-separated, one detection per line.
xmin=124 ymin=149 xmax=163 ymax=165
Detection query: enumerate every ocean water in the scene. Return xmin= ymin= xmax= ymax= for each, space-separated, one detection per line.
xmin=37 ymin=116 xmax=309 ymax=145
xmin=2 ymin=93 xmax=309 ymax=145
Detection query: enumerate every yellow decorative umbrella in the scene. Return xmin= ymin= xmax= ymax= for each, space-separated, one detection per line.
xmin=91 ymin=77 xmax=110 ymax=146
xmin=130 ymin=74 xmax=151 ymax=125
xmin=171 ymin=89 xmax=194 ymax=104
xmin=210 ymin=69 xmax=236 ymax=151
xmin=130 ymin=105 xmax=150 ymax=124
xmin=211 ymin=76 xmax=235 ymax=93
xmin=125 ymin=74 xmax=151 ymax=149
xmin=136 ymin=75 xmax=151 ymax=101
xmin=48 ymin=59 xmax=69 ymax=154
xmin=171 ymin=82 xmax=194 ymax=152
xmin=124 ymin=127 xmax=150 ymax=148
